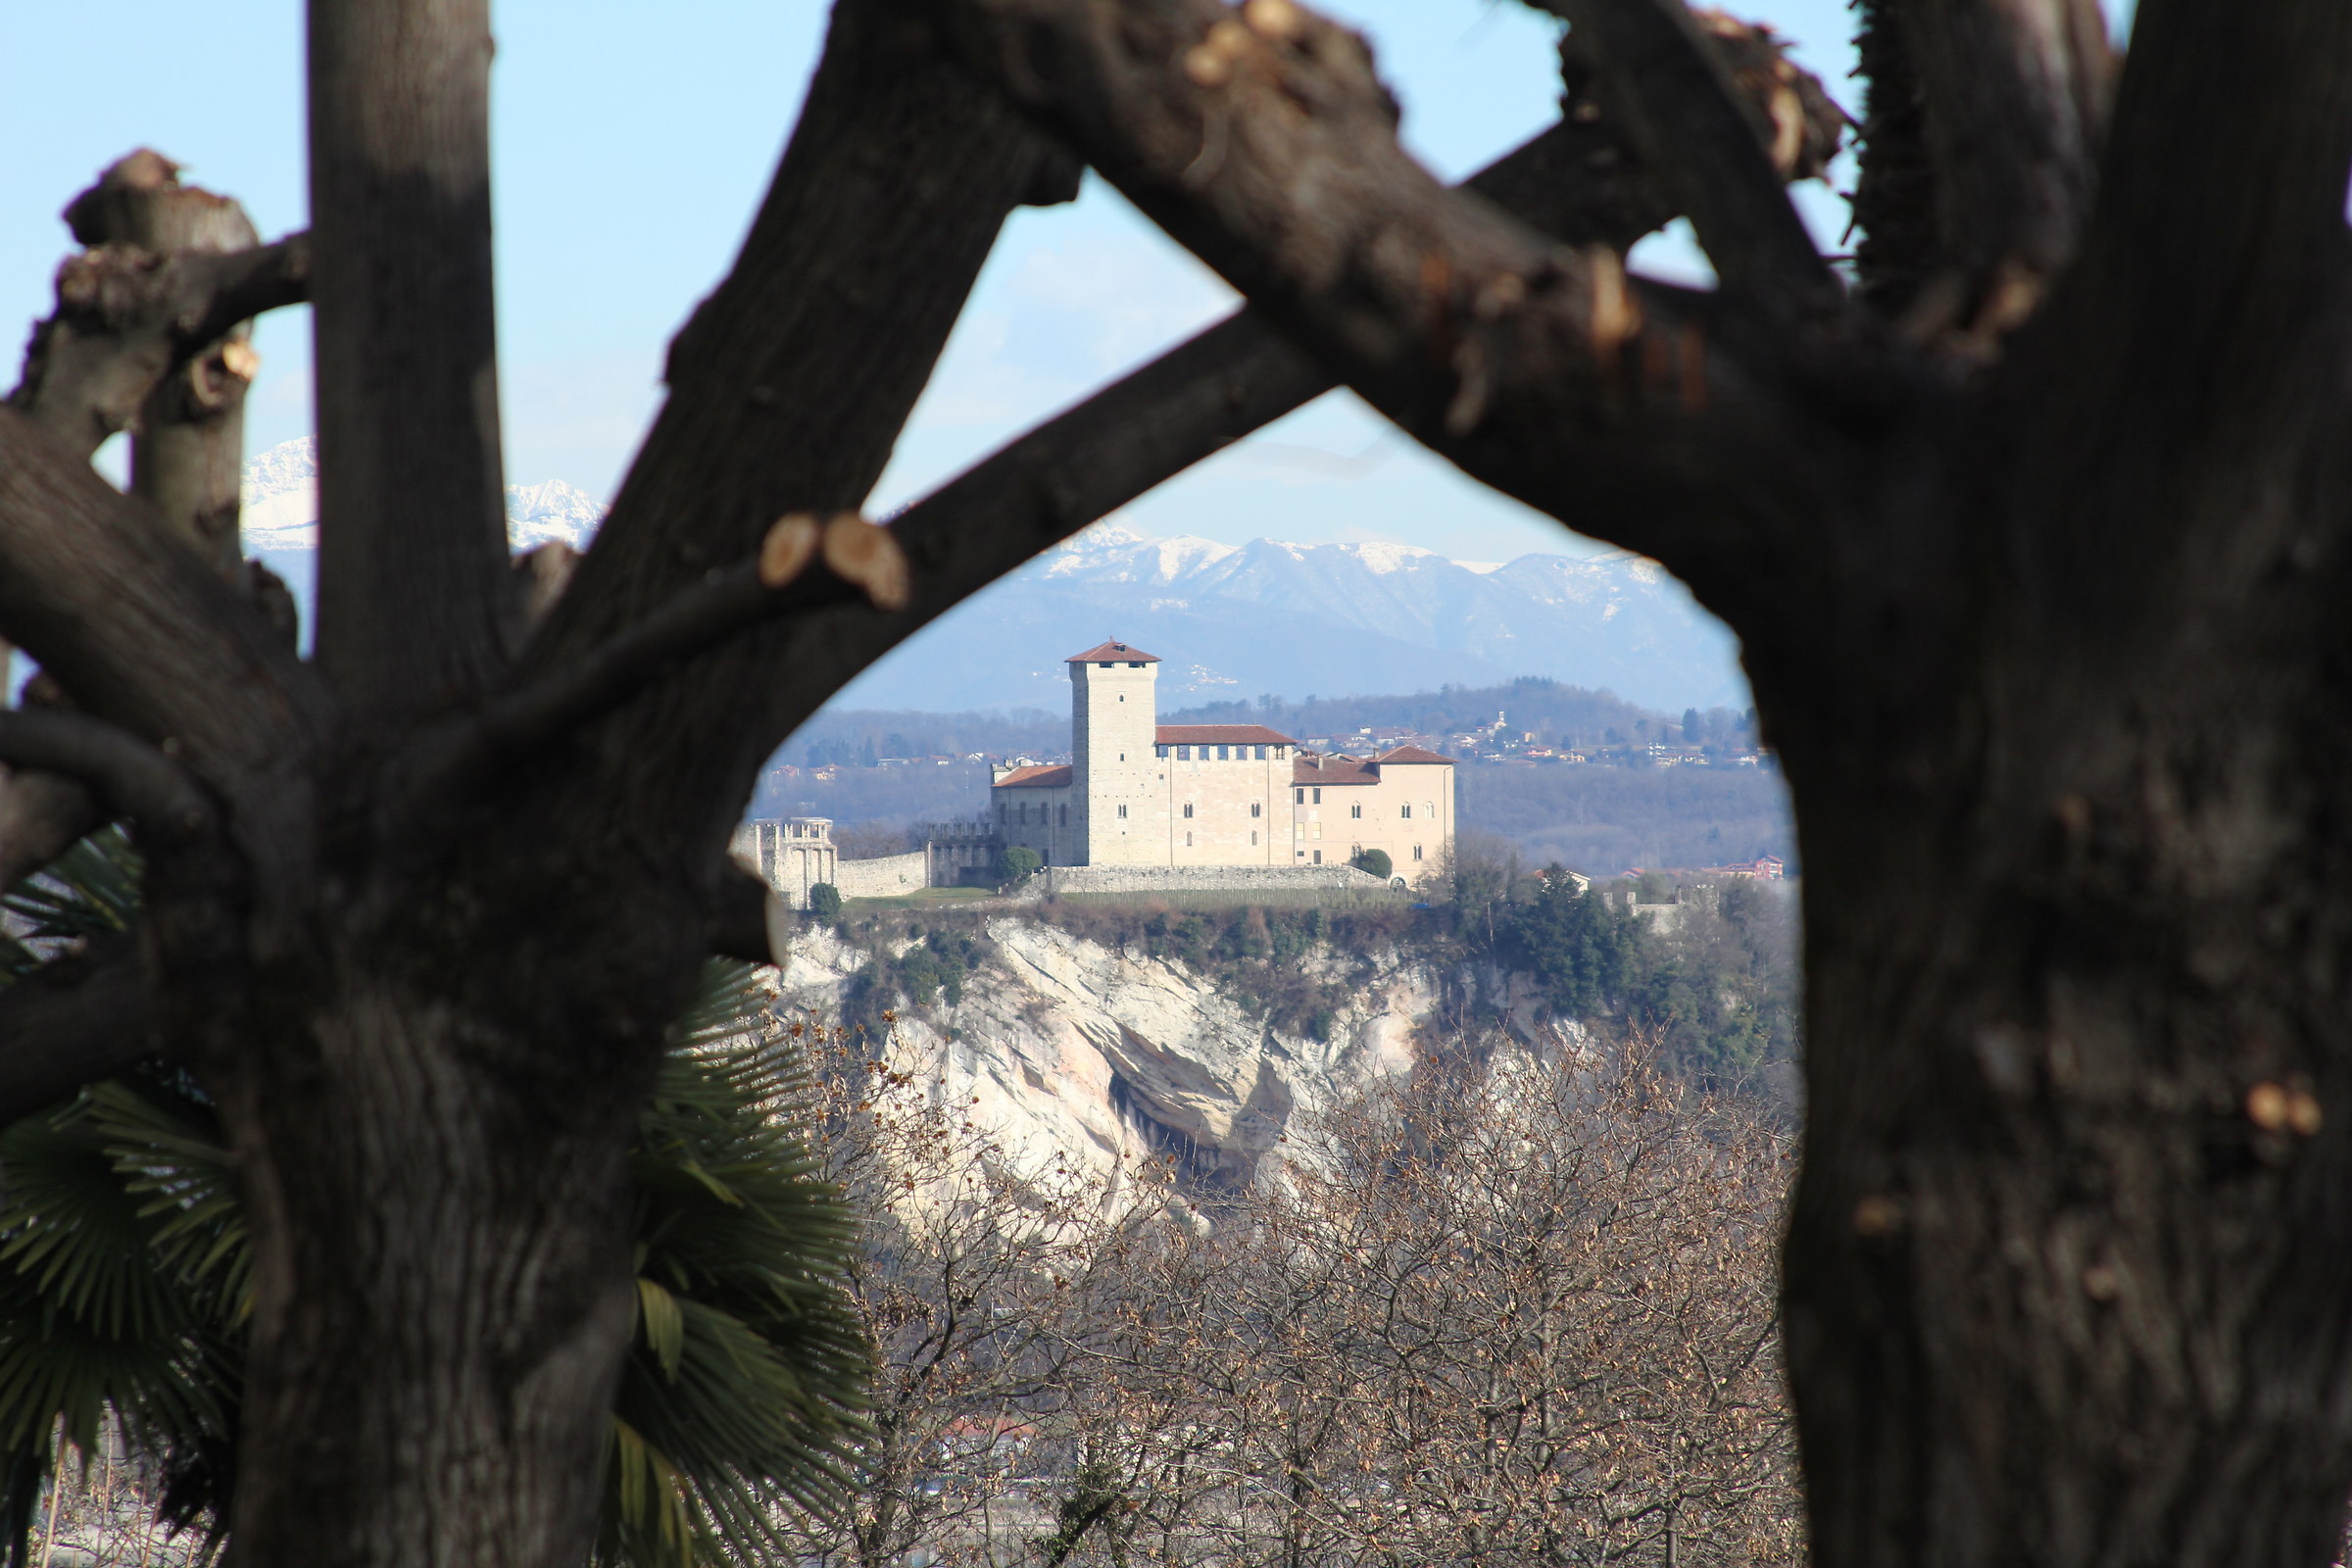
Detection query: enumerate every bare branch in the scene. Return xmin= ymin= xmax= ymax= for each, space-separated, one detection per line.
xmin=308 ymin=0 xmax=511 ymax=711
xmin=0 ymin=710 xmax=214 ymax=840
xmin=728 ymin=101 xmax=1853 ymax=751
xmin=62 ymin=153 xmax=275 ymax=576
xmin=1880 ymin=0 xmax=2116 ymax=345
xmin=2079 ymin=0 xmax=2352 ymax=317
xmin=0 ymin=769 xmax=104 ymax=895
xmin=0 ymin=932 xmax=159 ymax=1130
xmin=1536 ymin=0 xmax=1842 ymax=314
xmin=0 ymin=409 xmax=334 ymax=784
xmin=506 ymin=0 xmax=1073 ymax=894
xmin=942 ymin=0 xmax=1889 ymax=619
xmin=7 ymin=235 xmax=309 ymax=463
xmin=404 ymin=515 xmax=899 ymax=812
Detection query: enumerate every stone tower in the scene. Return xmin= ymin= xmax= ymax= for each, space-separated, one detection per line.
xmin=1068 ymin=640 xmax=1159 ymax=865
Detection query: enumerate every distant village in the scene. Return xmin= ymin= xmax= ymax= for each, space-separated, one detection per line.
xmin=769 ymin=708 xmax=1777 ymax=784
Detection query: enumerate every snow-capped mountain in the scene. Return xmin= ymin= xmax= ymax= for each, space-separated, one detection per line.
xmin=238 ymin=438 xmax=606 ymax=554
xmin=832 ymin=520 xmax=1747 ymax=712
xmin=234 ymin=438 xmax=1742 ymax=710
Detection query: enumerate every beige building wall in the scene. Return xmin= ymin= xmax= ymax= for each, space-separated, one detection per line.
xmin=1288 ymin=760 xmax=1454 ymax=885
xmin=1155 ymin=746 xmax=1286 ymax=865
xmin=996 ymin=779 xmax=1078 ymax=865
xmin=1073 ymin=657 xmax=1160 ymax=866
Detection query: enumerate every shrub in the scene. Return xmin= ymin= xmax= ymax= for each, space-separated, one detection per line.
xmin=995 ymin=846 xmax=1042 ymax=885
xmin=1349 ymin=847 xmax=1393 ymax=880
xmin=806 ymin=883 xmax=843 ymax=923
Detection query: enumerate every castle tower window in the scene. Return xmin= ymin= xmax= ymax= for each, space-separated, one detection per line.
xmin=1058 ymin=805 xmax=1067 ymax=825
xmin=1401 ymin=803 xmax=1413 ymax=819
xmin=1413 ymin=845 xmax=1424 ymax=860
xmin=1313 ymin=788 xmax=1323 ymax=805
xmin=1217 ymin=745 xmax=1230 ymax=760
xmin=1295 ymin=788 xmax=1304 ymax=805
xmin=1250 ymin=803 xmax=1261 ymax=817
xmin=1251 ymin=830 xmax=1258 ymax=845
xmin=1156 ymin=745 xmax=1169 ymax=758
xmin=1254 ymin=746 xmax=1267 ymax=760
xmin=1183 ymin=804 xmax=1195 ymax=818
xmin=1276 ymin=746 xmax=1287 ymax=759
xmin=1186 ymin=831 xmax=1194 ymax=847
xmin=1117 ymin=804 xmax=1128 ymax=819
xmin=1178 ymin=746 xmax=1191 ymax=760
xmin=1350 ymin=804 xmax=1362 ymax=819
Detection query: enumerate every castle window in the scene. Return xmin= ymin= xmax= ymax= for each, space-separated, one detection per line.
xmin=1156 ymin=745 xmax=1168 ymax=758
xmin=1100 ymin=662 xmax=1113 ymax=668
xmin=1254 ymin=746 xmax=1266 ymax=760
xmin=1058 ymin=805 xmax=1067 ymax=825
xmin=1119 ymin=753 xmax=1125 ymax=761
xmin=1426 ymin=802 xmax=1436 ymax=817
xmin=1217 ymin=745 xmax=1230 ymax=760
xmin=1186 ymin=831 xmax=1194 ymax=847
xmin=1312 ymin=788 xmax=1322 ymax=805
xmin=999 ymin=802 xmax=1007 ymax=823
xmin=1275 ymin=746 xmax=1287 ymax=759
xmin=1251 ymin=830 xmax=1258 ymax=845
xmin=1413 ymin=845 xmax=1423 ymax=860
xmin=1117 ymin=804 xmax=1128 ymax=819
xmin=1128 ymin=662 xmax=1145 ymax=667
xmin=1178 ymin=746 xmax=1192 ymax=760
xmin=1311 ymin=822 xmax=1323 ymax=840
xmin=1313 ymin=850 xmax=1323 ymax=864
xmin=1401 ymin=803 xmax=1412 ymax=819
xmin=1295 ymin=788 xmax=1304 ymax=805
xmin=1350 ymin=804 xmax=1361 ymax=819
xmin=1250 ymin=803 xmax=1261 ymax=817
xmin=1183 ymin=804 xmax=1195 ymax=818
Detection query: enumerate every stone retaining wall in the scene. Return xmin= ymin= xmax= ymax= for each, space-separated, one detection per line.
xmin=831 ymin=849 xmax=931 ymax=900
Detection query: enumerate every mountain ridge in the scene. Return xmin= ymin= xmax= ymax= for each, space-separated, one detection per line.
xmin=236 ymin=438 xmax=1746 ymax=710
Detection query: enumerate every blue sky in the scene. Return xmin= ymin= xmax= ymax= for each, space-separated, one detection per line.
xmin=0 ymin=0 xmax=2121 ymax=566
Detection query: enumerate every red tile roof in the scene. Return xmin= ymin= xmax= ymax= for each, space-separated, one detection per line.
xmin=1064 ymin=640 xmax=1160 ymax=663
xmin=1292 ymin=753 xmax=1381 ymax=786
xmin=993 ymin=764 xmax=1072 ymax=789
xmin=1375 ymin=745 xmax=1455 ymax=765
xmin=1157 ymin=724 xmax=1297 ymax=747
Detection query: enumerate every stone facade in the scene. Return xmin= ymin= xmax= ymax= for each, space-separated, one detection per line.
xmin=729 ymin=817 xmax=837 ymax=909
xmin=1033 ymin=863 xmax=1395 ymax=897
xmin=995 ymin=639 xmax=1454 ymax=885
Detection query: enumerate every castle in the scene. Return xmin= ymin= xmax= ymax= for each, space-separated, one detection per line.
xmin=991 ymin=641 xmax=1455 ymax=882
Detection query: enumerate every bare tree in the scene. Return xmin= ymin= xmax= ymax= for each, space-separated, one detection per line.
xmin=1038 ymin=1040 xmax=1798 ymax=1568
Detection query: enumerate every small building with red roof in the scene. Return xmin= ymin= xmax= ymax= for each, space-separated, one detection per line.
xmin=992 ymin=640 xmax=1454 ymax=882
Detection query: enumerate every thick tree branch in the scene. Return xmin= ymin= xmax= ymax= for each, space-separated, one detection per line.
xmin=65 ymin=150 xmax=277 ymax=577
xmin=7 ymin=234 xmax=309 ymax=463
xmin=0 ymin=770 xmax=104 ymax=896
xmin=941 ymin=0 xmax=1893 ymax=624
xmin=1876 ymin=0 xmax=2114 ymax=346
xmin=308 ymin=0 xmax=511 ymax=711
xmin=715 ymin=80 xmax=1849 ymax=754
xmin=0 ymin=409 xmax=333 ymax=785
xmin=0 ymin=710 xmax=215 ymax=840
xmin=2080 ymin=0 xmax=2352 ymax=319
xmin=495 ymin=0 xmax=1071 ymax=937
xmin=406 ymin=514 xmax=903 ymax=814
xmin=0 ymin=932 xmax=159 ymax=1130
xmin=1535 ymin=0 xmax=1841 ymax=315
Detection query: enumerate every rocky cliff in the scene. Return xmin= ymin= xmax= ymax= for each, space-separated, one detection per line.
xmin=771 ymin=915 xmax=1551 ymax=1191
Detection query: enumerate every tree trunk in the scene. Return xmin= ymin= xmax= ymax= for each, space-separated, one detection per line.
xmin=1775 ymin=264 xmax=2352 ymax=1561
